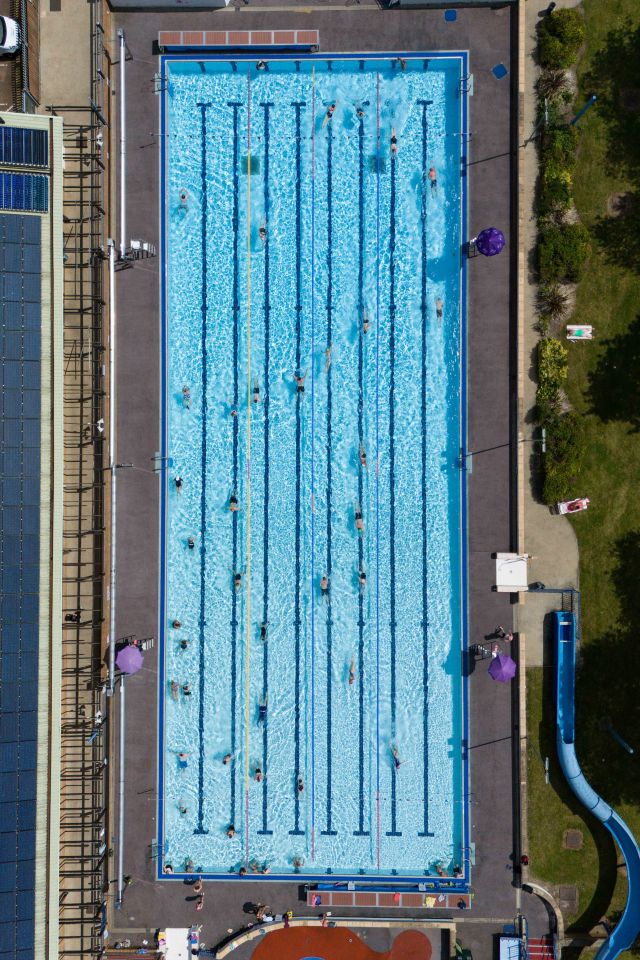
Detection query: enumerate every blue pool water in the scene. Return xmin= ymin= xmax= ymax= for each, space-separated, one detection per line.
xmin=159 ymin=55 xmax=468 ymax=880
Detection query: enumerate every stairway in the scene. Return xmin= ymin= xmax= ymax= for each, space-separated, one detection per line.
xmin=527 ymin=937 xmax=555 ymax=960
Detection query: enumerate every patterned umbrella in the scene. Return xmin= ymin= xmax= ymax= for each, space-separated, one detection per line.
xmin=115 ymin=644 xmax=144 ymax=675
xmin=488 ymin=653 xmax=517 ymax=683
xmin=476 ymin=227 xmax=505 ymax=257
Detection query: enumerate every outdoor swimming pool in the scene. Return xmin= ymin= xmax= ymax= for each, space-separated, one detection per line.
xmin=159 ymin=54 xmax=469 ymax=881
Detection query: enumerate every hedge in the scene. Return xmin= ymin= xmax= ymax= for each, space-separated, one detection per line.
xmin=539 ymin=168 xmax=573 ymax=217
xmin=541 ymin=126 xmax=579 ymax=173
xmin=539 ymin=222 xmax=591 ymax=283
xmin=542 ymin=411 xmax=586 ymax=505
xmin=537 ymin=337 xmax=568 ymax=421
xmin=538 ymin=8 xmax=586 ymax=70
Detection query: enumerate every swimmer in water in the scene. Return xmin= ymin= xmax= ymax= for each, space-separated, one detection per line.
xmin=229 ymin=492 xmax=239 ymax=512
xmin=359 ymin=446 xmax=368 ymax=469
xmin=399 ymin=57 xmax=407 ymax=71
xmin=322 ymin=102 xmax=337 ymax=128
xmin=256 ymin=60 xmax=267 ymax=71
xmin=359 ymin=569 xmax=367 ymax=591
xmin=259 ymin=224 xmax=267 ymax=243
xmin=320 ymin=574 xmax=329 ymax=602
xmin=391 ymin=744 xmax=401 ymax=769
xmin=188 ymin=537 xmax=195 ymax=550
xmin=260 ymin=622 xmax=268 ymax=643
xmin=297 ymin=776 xmax=304 ymax=793
xmin=357 ymin=107 xmax=365 ymax=118
xmin=355 ymin=503 xmax=364 ymax=533
xmin=390 ymin=127 xmax=398 ymax=155
xmin=234 ymin=572 xmax=243 ymax=592
xmin=174 ymin=476 xmax=183 ymax=493
xmin=252 ymin=379 xmax=261 ymax=404
xmin=349 ymin=658 xmax=356 ymax=685
xmin=179 ymin=189 xmax=188 ymax=208
xmin=182 ymin=385 xmax=191 ymax=408
xmin=258 ymin=696 xmax=267 ymax=726
xmin=436 ymin=297 xmax=443 ymax=320
xmin=363 ymin=309 xmax=370 ymax=334
xmin=255 ymin=766 xmax=263 ymax=783
xmin=171 ymin=680 xmax=179 ymax=701
xmin=325 ymin=343 xmax=332 ymax=372
xmin=294 ymin=371 xmax=306 ymax=394
xmin=428 ymin=166 xmax=437 ymax=194
xmin=223 ymin=753 xmax=232 ymax=765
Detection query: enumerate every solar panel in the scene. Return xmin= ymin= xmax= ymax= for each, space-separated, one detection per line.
xmin=0 ymin=174 xmax=49 ymax=213
xmin=0 ymin=128 xmax=48 ymax=169
xmin=0 ymin=213 xmax=41 ymax=956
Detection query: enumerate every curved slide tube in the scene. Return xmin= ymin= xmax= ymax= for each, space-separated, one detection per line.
xmin=555 ymin=611 xmax=640 ymax=960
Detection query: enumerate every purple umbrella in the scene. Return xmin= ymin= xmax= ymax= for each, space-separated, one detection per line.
xmin=488 ymin=653 xmax=517 ymax=683
xmin=476 ymin=227 xmax=505 ymax=257
xmin=116 ymin=644 xmax=144 ymax=675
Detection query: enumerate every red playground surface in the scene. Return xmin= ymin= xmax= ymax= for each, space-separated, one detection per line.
xmin=252 ymin=927 xmax=433 ymax=960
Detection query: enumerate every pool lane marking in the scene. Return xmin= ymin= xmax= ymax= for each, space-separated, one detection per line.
xmin=375 ymin=71 xmax=381 ymax=871
xmin=258 ymin=100 xmax=274 ymax=837
xmin=290 ymin=99 xmax=306 ymax=838
xmin=311 ymin=64 xmax=317 ymax=862
xmin=194 ymin=101 xmax=212 ymax=837
xmin=386 ymin=120 xmax=401 ymax=840
xmin=321 ymin=116 xmax=337 ymax=839
xmin=229 ymin=100 xmax=243 ymax=830
xmin=354 ymin=102 xmax=370 ymax=839
xmin=245 ymin=69 xmax=252 ymax=866
xmin=418 ymin=98 xmax=435 ymax=839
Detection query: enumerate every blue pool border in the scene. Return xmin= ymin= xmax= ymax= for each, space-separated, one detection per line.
xmin=156 ymin=50 xmax=471 ymax=888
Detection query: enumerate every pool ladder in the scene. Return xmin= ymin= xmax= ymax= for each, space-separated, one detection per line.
xmin=459 ymin=74 xmax=474 ymax=97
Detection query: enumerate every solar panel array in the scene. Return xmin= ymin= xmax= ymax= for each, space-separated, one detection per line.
xmin=0 ymin=213 xmax=41 ymax=960
xmin=0 ymin=129 xmax=48 ymax=169
xmin=0 ymin=175 xmax=48 ymax=214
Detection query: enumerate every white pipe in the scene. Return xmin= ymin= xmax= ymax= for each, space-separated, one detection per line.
xmin=116 ymin=676 xmax=126 ymax=909
xmin=108 ymin=240 xmax=117 ymax=693
xmin=118 ymin=28 xmax=126 ymax=259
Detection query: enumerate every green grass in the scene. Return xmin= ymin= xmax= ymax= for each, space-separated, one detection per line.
xmin=527 ymin=0 xmax=640 ymax=940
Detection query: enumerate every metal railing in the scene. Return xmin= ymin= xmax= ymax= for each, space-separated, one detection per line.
xmin=49 ymin=2 xmax=114 ymax=956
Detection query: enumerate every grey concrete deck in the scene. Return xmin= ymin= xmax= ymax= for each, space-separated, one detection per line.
xmin=111 ymin=5 xmax=550 ymax=956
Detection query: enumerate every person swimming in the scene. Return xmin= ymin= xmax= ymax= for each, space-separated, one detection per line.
xmin=259 ymin=224 xmax=267 ymax=243
xmin=390 ymin=127 xmax=398 ymax=155
xmin=436 ymin=297 xmax=443 ymax=320
xmin=182 ymin=385 xmax=191 ymax=408
xmin=359 ymin=446 xmax=368 ymax=469
xmin=229 ymin=492 xmax=239 ymax=512
xmin=355 ymin=503 xmax=364 ymax=533
xmin=320 ymin=575 xmax=329 ymax=601
xmin=428 ymin=167 xmax=437 ymax=194
xmin=359 ymin=569 xmax=367 ymax=591
xmin=234 ymin=572 xmax=243 ymax=591
xmin=294 ymin=371 xmax=306 ymax=394
xmin=171 ymin=680 xmax=179 ymax=701
xmin=187 ymin=536 xmax=195 ymax=550
xmin=322 ymin=102 xmax=337 ymax=128
xmin=349 ymin=658 xmax=356 ymax=685
xmin=252 ymin=380 xmax=261 ymax=404
xmin=174 ymin=476 xmax=183 ymax=492
xmin=260 ymin=622 xmax=268 ymax=643
xmin=391 ymin=745 xmax=401 ymax=769
xmin=258 ymin=696 xmax=267 ymax=725
xmin=297 ymin=775 xmax=304 ymax=793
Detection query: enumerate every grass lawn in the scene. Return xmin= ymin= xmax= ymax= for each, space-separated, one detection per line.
xmin=527 ymin=0 xmax=640 ymax=941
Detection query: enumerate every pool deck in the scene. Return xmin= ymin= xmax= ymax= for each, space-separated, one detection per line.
xmin=112 ymin=4 xmax=549 ymax=957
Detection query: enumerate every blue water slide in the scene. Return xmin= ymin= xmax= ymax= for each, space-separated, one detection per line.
xmin=554 ymin=611 xmax=640 ymax=960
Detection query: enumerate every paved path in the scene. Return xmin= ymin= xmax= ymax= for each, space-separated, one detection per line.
xmin=515 ymin=0 xmax=581 ymax=667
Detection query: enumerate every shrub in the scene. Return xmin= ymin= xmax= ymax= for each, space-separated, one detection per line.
xmin=539 ymin=222 xmax=591 ymax=283
xmin=538 ymin=282 xmax=568 ymax=327
xmin=542 ymin=126 xmax=579 ymax=172
xmin=536 ymin=68 xmax=571 ymax=103
xmin=539 ymin=8 xmax=586 ymax=70
xmin=537 ymin=337 xmax=569 ymax=420
xmin=542 ymin=412 xmax=586 ymax=505
xmin=539 ymin=168 xmax=573 ymax=216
